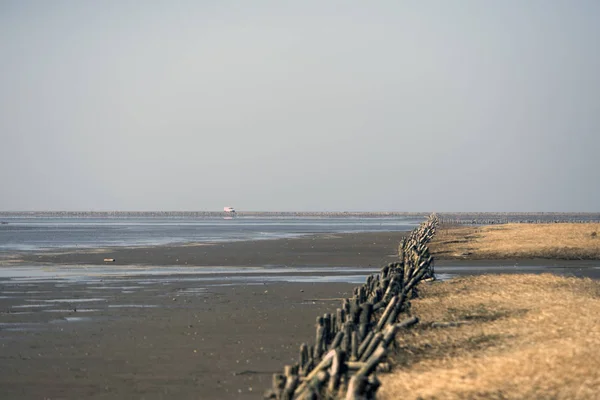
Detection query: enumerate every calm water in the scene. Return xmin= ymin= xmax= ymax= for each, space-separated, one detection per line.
xmin=0 ymin=216 xmax=423 ymax=251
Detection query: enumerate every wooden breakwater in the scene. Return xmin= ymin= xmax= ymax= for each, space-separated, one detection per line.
xmin=264 ymin=214 xmax=439 ymax=400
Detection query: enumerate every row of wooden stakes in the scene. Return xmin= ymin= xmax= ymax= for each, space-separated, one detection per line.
xmin=264 ymin=214 xmax=439 ymax=400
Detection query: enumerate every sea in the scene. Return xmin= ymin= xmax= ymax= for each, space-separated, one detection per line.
xmin=0 ymin=215 xmax=425 ymax=252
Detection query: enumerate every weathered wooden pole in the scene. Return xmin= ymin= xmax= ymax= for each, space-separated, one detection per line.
xmin=323 ymin=313 xmax=332 ymax=344
xmin=336 ymin=308 xmax=345 ymax=332
xmin=359 ymin=332 xmax=383 ymax=362
xmin=294 ymin=350 xmax=336 ymax=395
xmin=376 ymin=295 xmax=398 ymax=331
xmin=314 ymin=316 xmax=325 ymax=359
xmin=327 ymin=349 xmax=346 ymax=393
xmin=345 ymin=374 xmax=369 ymax=400
xmin=358 ymin=302 xmax=373 ymax=341
xmin=281 ymin=365 xmax=298 ymax=400
xmin=342 ymin=320 xmax=353 ymax=354
xmin=271 ymin=373 xmax=285 ymax=399
xmin=357 ymin=331 xmax=374 ymax=360
xmin=351 ymin=330 xmax=359 ymax=361
xmin=299 ymin=343 xmax=309 ymax=376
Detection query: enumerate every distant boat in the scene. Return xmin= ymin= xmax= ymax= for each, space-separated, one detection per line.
xmin=223 ymin=206 xmax=236 ymax=219
xmin=0 ymin=221 xmax=8 ymax=225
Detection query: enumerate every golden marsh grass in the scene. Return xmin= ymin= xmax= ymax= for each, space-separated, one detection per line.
xmin=379 ymin=274 xmax=600 ymax=399
xmin=431 ymin=223 xmax=600 ymax=259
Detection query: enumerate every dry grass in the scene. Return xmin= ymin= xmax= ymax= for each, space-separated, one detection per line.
xmin=379 ymin=274 xmax=600 ymax=400
xmin=431 ymin=223 xmax=600 ymax=259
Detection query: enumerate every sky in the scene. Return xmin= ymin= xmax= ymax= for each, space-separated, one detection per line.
xmin=1 ymin=1 xmax=599 ymax=212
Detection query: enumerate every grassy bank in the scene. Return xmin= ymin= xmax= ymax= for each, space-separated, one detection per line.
xmin=380 ymin=274 xmax=600 ymax=399
xmin=431 ymin=223 xmax=600 ymax=259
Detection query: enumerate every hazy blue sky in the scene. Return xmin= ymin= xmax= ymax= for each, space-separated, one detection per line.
xmin=1 ymin=1 xmax=599 ymax=212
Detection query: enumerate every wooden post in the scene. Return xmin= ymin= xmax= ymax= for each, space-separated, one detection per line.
xmin=314 ymin=316 xmax=325 ymax=359
xmin=359 ymin=332 xmax=383 ymax=362
xmin=329 ymin=330 xmax=344 ymax=350
xmin=342 ymin=321 xmax=353 ymax=354
xmin=358 ymin=286 xmax=366 ymax=304
xmin=323 ymin=313 xmax=331 ymax=344
xmin=331 ymin=314 xmax=337 ymax=337
xmin=294 ymin=350 xmax=335 ymax=395
xmin=358 ymin=302 xmax=373 ymax=341
xmin=357 ymin=344 xmax=387 ymax=376
xmin=357 ymin=331 xmax=374 ymax=360
xmin=396 ymin=316 xmax=419 ymax=331
xmin=350 ymin=296 xmax=360 ymax=323
xmin=271 ymin=373 xmax=286 ymax=400
xmin=281 ymin=365 xmax=298 ymax=400
xmin=366 ymin=374 xmax=381 ymax=398
xmin=381 ymin=324 xmax=398 ymax=350
xmin=336 ymin=308 xmax=345 ymax=332
xmin=298 ymin=370 xmax=329 ymax=400
xmin=342 ymin=298 xmax=350 ymax=316
xmin=345 ymin=374 xmax=369 ymax=400
xmin=328 ymin=349 xmax=346 ymax=393
xmin=351 ymin=330 xmax=359 ymax=361
xmin=376 ymin=296 xmax=398 ymax=331
xmin=299 ymin=343 xmax=309 ymax=376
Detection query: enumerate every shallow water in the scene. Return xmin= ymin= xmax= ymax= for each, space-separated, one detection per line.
xmin=0 ymin=264 xmax=404 ymax=330
xmin=435 ymin=264 xmax=600 ymax=280
xmin=0 ymin=264 xmax=384 ymax=284
xmin=3 ymin=262 xmax=597 ymax=333
xmin=0 ymin=216 xmax=422 ymax=251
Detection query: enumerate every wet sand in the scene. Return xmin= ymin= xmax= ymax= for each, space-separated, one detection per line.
xmin=2 ymin=232 xmax=600 ymax=399
xmin=0 ymin=275 xmax=356 ymax=400
xmin=0 ymin=232 xmax=406 ymax=400
xmin=17 ymin=231 xmax=408 ymax=267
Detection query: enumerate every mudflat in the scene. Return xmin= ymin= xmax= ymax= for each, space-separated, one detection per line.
xmin=3 ymin=229 xmax=600 ymax=400
xmin=0 ymin=231 xmax=406 ymax=400
xmin=17 ymin=231 xmax=408 ymax=268
xmin=0 ymin=278 xmax=356 ymax=400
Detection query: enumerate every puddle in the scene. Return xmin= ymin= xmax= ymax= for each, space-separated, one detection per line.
xmin=207 ymin=282 xmax=266 ymax=287
xmin=0 ymin=265 xmax=380 ymax=281
xmin=434 ymin=273 xmax=455 ymax=281
xmin=12 ymin=304 xmax=52 ymax=308
xmin=39 ymin=298 xmax=106 ymax=303
xmin=0 ymin=322 xmax=42 ymax=331
xmin=47 ymin=317 xmax=94 ymax=323
xmin=1 ymin=291 xmax=50 ymax=294
xmin=2 ymin=311 xmax=33 ymax=315
xmin=108 ymin=304 xmax=158 ymax=308
xmin=183 ymin=274 xmax=374 ymax=285
xmin=176 ymin=288 xmax=208 ymax=296
xmin=62 ymin=317 xmax=92 ymax=322
xmin=266 ymin=275 xmax=371 ymax=284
